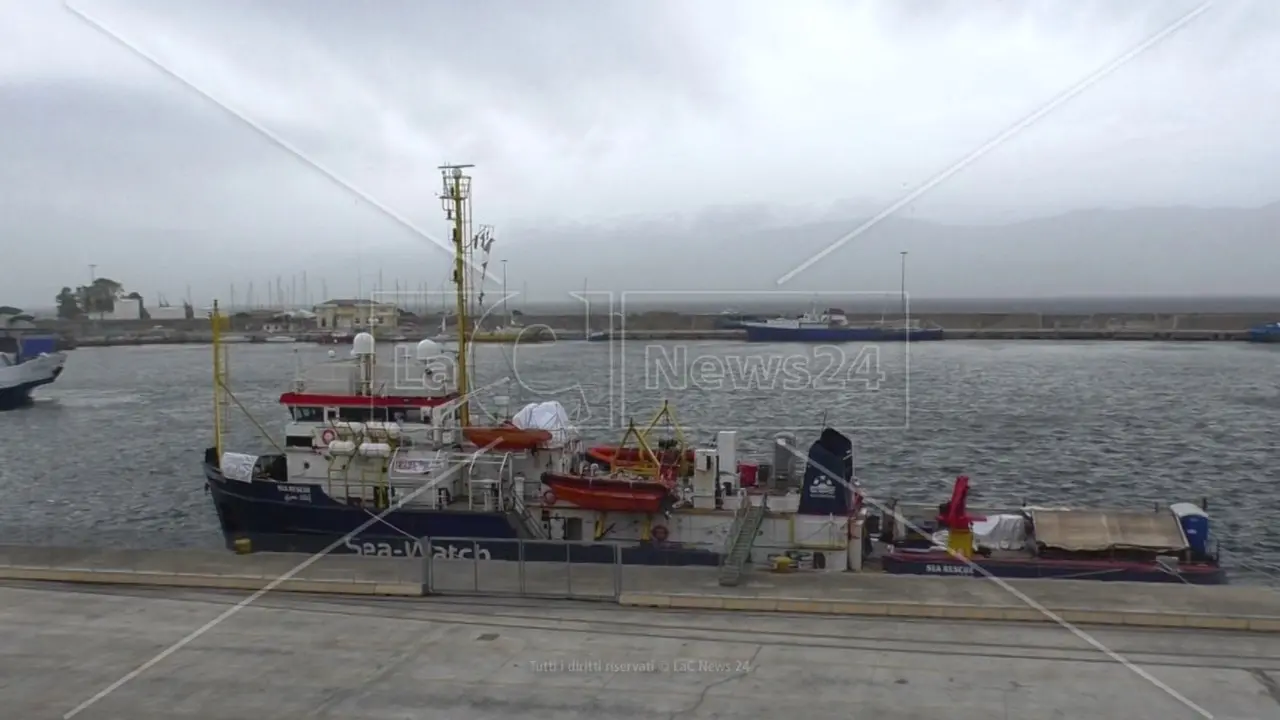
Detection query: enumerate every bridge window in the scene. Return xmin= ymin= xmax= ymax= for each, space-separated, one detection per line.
xmin=335 ymin=407 xmax=376 ymax=422
xmin=290 ymin=406 xmax=323 ymax=422
xmin=289 ymin=404 xmax=430 ymax=424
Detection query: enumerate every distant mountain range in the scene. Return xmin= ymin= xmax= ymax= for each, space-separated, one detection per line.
xmin=492 ymin=202 xmax=1280 ymax=303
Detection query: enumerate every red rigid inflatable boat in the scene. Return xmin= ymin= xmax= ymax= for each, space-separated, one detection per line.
xmin=541 ymin=473 xmax=672 ymax=513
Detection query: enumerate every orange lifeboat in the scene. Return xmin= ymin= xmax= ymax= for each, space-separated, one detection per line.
xmin=585 ymin=446 xmax=693 ymax=482
xmin=541 ymin=473 xmax=672 ymax=514
xmin=463 ymin=424 xmax=552 ymax=451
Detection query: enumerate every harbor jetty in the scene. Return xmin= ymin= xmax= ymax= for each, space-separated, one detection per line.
xmin=3 ymin=549 xmax=1279 ymax=718
xmin=47 ymin=310 xmax=1280 ymax=346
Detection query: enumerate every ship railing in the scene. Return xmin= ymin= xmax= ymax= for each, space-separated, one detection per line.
xmin=886 ymin=498 xmax=1207 ymax=518
xmin=464 ymin=451 xmax=516 ymax=511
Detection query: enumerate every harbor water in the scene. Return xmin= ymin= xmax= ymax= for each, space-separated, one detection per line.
xmin=1 ymin=340 xmax=1277 ymax=584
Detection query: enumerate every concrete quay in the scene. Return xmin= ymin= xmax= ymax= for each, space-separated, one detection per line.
xmin=3 ymin=582 xmax=1279 ymax=719
xmin=4 ymin=545 xmax=1280 ymax=632
xmin=0 ymin=545 xmax=425 ymax=597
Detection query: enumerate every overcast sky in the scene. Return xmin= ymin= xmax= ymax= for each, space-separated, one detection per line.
xmin=2 ymin=0 xmax=1278 ymax=308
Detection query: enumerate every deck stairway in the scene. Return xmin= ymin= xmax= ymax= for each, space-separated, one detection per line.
xmin=505 ymin=490 xmax=548 ymax=539
xmin=718 ymin=495 xmax=767 ymax=586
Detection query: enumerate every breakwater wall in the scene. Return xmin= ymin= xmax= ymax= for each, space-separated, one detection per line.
xmin=63 ymin=312 xmax=1269 ymax=347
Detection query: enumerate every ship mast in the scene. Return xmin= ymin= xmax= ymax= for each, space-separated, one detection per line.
xmin=439 ymin=163 xmax=474 ymax=427
xmin=211 ymin=299 xmax=228 ymax=460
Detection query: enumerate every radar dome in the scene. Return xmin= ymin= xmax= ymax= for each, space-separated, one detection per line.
xmin=415 ymin=338 xmax=443 ymax=361
xmin=352 ymin=332 xmax=376 ymax=356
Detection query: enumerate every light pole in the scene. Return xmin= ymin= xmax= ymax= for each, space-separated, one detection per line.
xmin=501 ymin=259 xmax=509 ymax=325
xmin=899 ymin=251 xmax=908 ymax=321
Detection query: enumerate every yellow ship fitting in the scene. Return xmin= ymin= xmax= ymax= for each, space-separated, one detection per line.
xmin=610 ymin=419 xmax=662 ymax=477
xmin=637 ymin=399 xmax=690 ymax=475
xmin=947 ymin=529 xmax=975 ymax=559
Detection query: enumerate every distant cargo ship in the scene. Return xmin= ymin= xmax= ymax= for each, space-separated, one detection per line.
xmin=741 ymin=308 xmax=943 ymax=343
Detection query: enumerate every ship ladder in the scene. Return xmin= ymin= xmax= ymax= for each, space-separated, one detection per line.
xmin=358 ymin=438 xmax=391 ymax=510
xmin=506 ymin=491 xmax=548 ymax=540
xmin=718 ymin=496 xmax=767 ymax=587
xmin=326 ymin=453 xmax=354 ymax=502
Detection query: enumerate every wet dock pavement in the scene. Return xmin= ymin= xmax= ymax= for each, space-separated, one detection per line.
xmin=2 ymin=545 xmax=1280 ymax=631
xmin=2 ymin=581 xmax=1278 ymax=719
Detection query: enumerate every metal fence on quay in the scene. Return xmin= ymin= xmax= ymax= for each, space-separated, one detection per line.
xmin=421 ymin=536 xmax=627 ymax=601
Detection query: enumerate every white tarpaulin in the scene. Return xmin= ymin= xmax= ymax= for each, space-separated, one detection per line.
xmin=1031 ymin=509 xmax=1188 ymax=553
xmin=511 ymin=401 xmax=576 ymax=448
xmin=973 ymin=514 xmax=1029 ymax=550
xmin=220 ymin=452 xmax=259 ymax=483
xmin=932 ymin=513 xmax=1029 ymax=551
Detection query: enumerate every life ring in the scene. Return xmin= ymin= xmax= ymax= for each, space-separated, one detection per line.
xmin=541 ymin=489 xmax=557 ymax=506
xmin=651 ymin=524 xmax=669 ymax=542
xmin=320 ymin=429 xmax=337 ymax=445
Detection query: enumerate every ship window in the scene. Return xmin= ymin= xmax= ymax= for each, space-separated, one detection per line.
xmin=336 ymin=407 xmax=374 ymax=422
xmin=292 ymin=406 xmax=322 ymax=422
xmin=285 ymin=435 xmax=313 ymax=448
xmin=394 ymin=408 xmax=426 ymax=424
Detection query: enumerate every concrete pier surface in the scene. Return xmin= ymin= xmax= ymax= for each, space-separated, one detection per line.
xmin=2 ymin=582 xmax=1278 ymax=719
xmin=3 ymin=545 xmax=1280 ymax=631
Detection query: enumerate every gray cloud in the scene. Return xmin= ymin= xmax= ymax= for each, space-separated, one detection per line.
xmin=2 ymin=0 xmax=1279 ymax=308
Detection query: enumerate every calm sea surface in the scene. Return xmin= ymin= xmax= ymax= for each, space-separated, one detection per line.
xmin=2 ymin=340 xmax=1278 ymax=585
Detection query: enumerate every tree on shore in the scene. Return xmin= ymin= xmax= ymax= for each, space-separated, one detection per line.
xmin=76 ymin=278 xmax=123 ymax=317
xmin=55 ymin=288 xmax=82 ymax=319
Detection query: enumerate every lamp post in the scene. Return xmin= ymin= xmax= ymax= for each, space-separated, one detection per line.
xmin=501 ymin=259 xmax=509 ymax=325
xmin=899 ymin=251 xmax=908 ymax=321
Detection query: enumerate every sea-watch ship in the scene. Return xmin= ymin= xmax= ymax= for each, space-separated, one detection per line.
xmin=201 ymin=164 xmax=1224 ymax=584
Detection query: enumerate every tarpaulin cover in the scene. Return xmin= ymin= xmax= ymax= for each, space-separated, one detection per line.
xmin=511 ymin=401 xmax=576 ymax=448
xmin=1031 ymin=509 xmax=1188 ymax=553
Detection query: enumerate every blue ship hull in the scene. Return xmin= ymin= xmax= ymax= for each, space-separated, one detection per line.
xmin=204 ymin=456 xmax=720 ymax=566
xmin=743 ymin=324 xmax=944 ymax=343
xmin=1248 ymin=325 xmax=1280 ymax=343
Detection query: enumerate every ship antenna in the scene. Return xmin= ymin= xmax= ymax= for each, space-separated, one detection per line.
xmin=439 ymin=163 xmax=475 ymax=427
